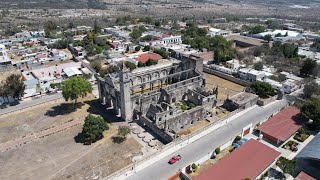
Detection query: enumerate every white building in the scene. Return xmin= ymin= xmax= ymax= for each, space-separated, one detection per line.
xmin=209 ymin=64 xmax=233 ymax=75
xmin=226 ymin=59 xmax=241 ymax=71
xmin=208 ymin=28 xmax=231 ymax=37
xmin=0 ymin=44 xmax=12 ymax=65
xmin=256 ymin=30 xmax=304 ymax=43
xmin=239 ymin=68 xmax=266 ymax=82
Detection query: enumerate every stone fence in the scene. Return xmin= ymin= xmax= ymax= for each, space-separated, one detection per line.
xmin=203 ymin=67 xmax=251 ymax=87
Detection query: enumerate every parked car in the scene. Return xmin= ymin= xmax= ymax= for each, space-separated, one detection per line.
xmin=168 ymin=155 xmax=181 ymax=164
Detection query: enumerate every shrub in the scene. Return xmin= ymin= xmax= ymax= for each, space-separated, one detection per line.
xmin=112 ymin=126 xmax=131 ymax=144
xmin=118 ymin=126 xmax=130 ymax=137
xmin=276 ymin=157 xmax=296 ymax=175
xmin=191 ymin=163 xmax=198 ymax=172
xmin=251 ymin=81 xmax=274 ymax=98
xmin=234 ymin=135 xmax=242 ymax=143
xmin=215 ymin=147 xmax=220 ymax=154
xmin=135 ymin=46 xmax=141 ymax=51
xmin=112 ymin=136 xmax=127 ymax=144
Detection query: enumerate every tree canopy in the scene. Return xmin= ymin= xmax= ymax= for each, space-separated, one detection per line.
xmin=82 ymin=114 xmax=108 ymax=144
xmin=61 ymin=76 xmax=92 ymax=105
xmin=253 ymin=62 xmax=263 ymax=71
xmin=0 ymin=74 xmax=26 ymax=100
xmin=153 ymin=48 xmax=168 ymax=59
xmin=300 ymin=58 xmax=317 ymax=77
xmin=181 ymin=24 xmax=234 ymax=63
xmin=301 ymin=98 xmax=320 ymax=130
xmin=303 ymin=81 xmax=320 ymax=99
xmin=263 ymin=34 xmax=272 ymax=42
xmin=250 ymin=81 xmax=274 ymax=98
xmin=249 ymin=25 xmax=266 ymax=34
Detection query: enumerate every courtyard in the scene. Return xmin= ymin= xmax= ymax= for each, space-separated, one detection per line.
xmin=203 ymin=73 xmax=245 ymax=103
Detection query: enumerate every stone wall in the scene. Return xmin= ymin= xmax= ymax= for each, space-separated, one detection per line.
xmin=164 ymin=106 xmax=205 ymax=133
xmin=139 ymin=116 xmax=174 ymax=143
xmin=203 ymin=67 xmax=251 ymax=87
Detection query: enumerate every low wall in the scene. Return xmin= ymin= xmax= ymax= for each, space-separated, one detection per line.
xmin=203 ymin=67 xmax=251 ymax=87
xmin=257 ymin=95 xmax=277 ymax=106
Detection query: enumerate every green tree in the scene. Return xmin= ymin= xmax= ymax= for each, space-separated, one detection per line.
xmin=44 ymin=20 xmax=58 ymax=38
xmin=171 ymin=20 xmax=180 ymax=30
xmin=61 ymin=76 xmax=93 ymax=106
xmin=153 ymin=49 xmax=168 ymax=59
xmin=146 ymin=59 xmax=158 ymax=66
xmin=82 ymin=114 xmax=108 ymax=144
xmin=68 ymin=22 xmax=75 ymax=29
xmin=282 ymin=43 xmax=298 ymax=58
xmin=93 ymin=19 xmax=101 ymax=34
xmin=192 ymin=163 xmax=198 ymax=172
xmin=124 ymin=61 xmax=137 ymax=70
xmin=253 ymin=62 xmax=263 ymax=71
xmin=90 ymin=60 xmax=102 ymax=73
xmin=301 ymin=98 xmax=320 ymax=130
xmin=276 ymin=157 xmax=296 ymax=175
xmin=138 ymin=61 xmax=146 ymax=67
xmin=143 ymin=45 xmax=150 ymax=51
xmin=251 ymin=81 xmax=274 ymax=98
xmin=300 ymin=58 xmax=317 ymax=77
xmin=155 ymin=21 xmax=161 ymax=27
xmin=3 ymin=74 xmax=26 ymax=100
xmin=263 ymin=34 xmax=272 ymax=42
xmin=249 ymin=25 xmax=266 ymax=34
xmin=130 ymin=28 xmax=143 ymax=40
xmin=215 ymin=147 xmax=221 ymax=154
xmin=135 ymin=46 xmax=141 ymax=51
xmin=303 ymin=81 xmax=320 ymax=99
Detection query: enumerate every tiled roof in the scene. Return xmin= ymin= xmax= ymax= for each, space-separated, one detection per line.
xmin=134 ymin=52 xmax=162 ymax=63
xmin=195 ymin=139 xmax=280 ymax=180
xmin=258 ymin=106 xmax=301 ymax=142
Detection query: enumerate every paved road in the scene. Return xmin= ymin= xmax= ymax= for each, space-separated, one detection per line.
xmin=126 ymin=99 xmax=288 ymax=180
xmin=0 ymin=93 xmax=62 ymax=116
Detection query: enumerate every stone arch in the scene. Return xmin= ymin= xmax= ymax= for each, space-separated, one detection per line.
xmin=160 ymin=70 xmax=168 ymax=78
xmin=144 ymin=74 xmax=151 ymax=82
xmin=152 ymin=72 xmax=160 ymax=79
xmin=135 ymin=76 xmax=142 ymax=84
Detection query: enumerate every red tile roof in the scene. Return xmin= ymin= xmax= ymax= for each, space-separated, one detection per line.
xmin=134 ymin=52 xmax=162 ymax=63
xmin=195 ymin=139 xmax=280 ymax=180
xmin=294 ymin=171 xmax=316 ymax=180
xmin=110 ymin=42 xmax=120 ymax=47
xmin=258 ymin=106 xmax=301 ymax=142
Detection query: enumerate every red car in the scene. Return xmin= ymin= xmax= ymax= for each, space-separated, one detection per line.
xmin=168 ymin=155 xmax=181 ymax=164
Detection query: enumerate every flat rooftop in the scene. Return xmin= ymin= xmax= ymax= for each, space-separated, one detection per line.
xmin=258 ymin=106 xmax=301 ymax=142
xmin=195 ymin=139 xmax=280 ymax=180
xmin=229 ymin=92 xmax=258 ymax=105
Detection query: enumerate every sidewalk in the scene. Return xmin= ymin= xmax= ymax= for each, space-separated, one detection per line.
xmin=0 ymin=93 xmax=62 ymax=116
xmin=111 ymin=104 xmax=259 ymax=180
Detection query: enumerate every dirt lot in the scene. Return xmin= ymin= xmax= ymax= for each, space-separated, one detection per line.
xmin=0 ymin=95 xmax=96 ymax=143
xmin=203 ymin=73 xmax=245 ymax=102
xmin=0 ymin=94 xmax=143 ymax=180
xmin=0 ymin=124 xmax=142 ymax=180
xmin=0 ymin=69 xmax=21 ymax=82
xmin=178 ymin=120 xmax=210 ymax=137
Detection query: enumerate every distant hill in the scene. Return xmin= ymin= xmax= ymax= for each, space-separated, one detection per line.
xmin=1 ymin=0 xmax=319 ymax=9
xmin=0 ymin=0 xmax=106 ymax=9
